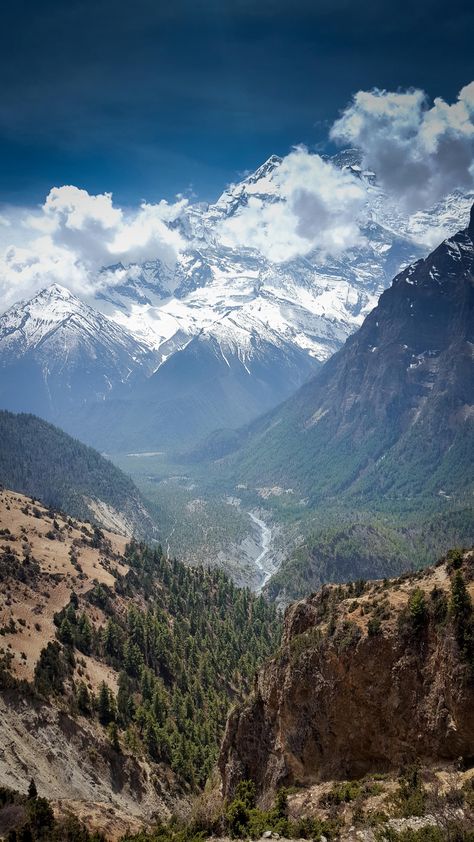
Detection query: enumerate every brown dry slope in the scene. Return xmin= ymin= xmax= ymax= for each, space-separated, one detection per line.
xmin=0 ymin=489 xmax=128 ymax=684
xmin=0 ymin=488 xmax=176 ymax=839
xmin=220 ymin=551 xmax=474 ymax=803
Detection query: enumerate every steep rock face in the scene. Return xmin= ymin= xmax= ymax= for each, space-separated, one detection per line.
xmin=219 ymin=555 xmax=474 ymax=803
xmin=299 ymin=200 xmax=474 ymax=451
xmin=0 ymin=690 xmax=170 ymax=836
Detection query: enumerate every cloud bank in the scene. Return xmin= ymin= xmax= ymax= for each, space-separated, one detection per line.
xmin=217 ymin=148 xmax=367 ymax=261
xmin=331 ymin=83 xmax=474 ymax=212
xmin=0 ymin=187 xmax=186 ymax=309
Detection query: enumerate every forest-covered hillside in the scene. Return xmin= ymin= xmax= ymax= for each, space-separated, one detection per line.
xmin=0 ymin=488 xmax=281 ymax=838
xmin=0 ymin=411 xmax=158 ymax=539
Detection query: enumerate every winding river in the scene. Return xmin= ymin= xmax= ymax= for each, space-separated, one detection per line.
xmin=248 ymin=511 xmax=274 ymax=592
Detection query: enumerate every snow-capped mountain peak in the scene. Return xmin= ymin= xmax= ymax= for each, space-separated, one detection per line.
xmin=242 ymin=154 xmax=282 ymax=183
xmin=2 ymin=284 xmax=122 ymax=353
xmin=210 ymin=154 xmax=283 ymax=220
xmin=0 ymin=281 xmax=162 ymax=428
xmin=0 ymin=282 xmax=158 ymax=374
xmin=34 ymin=282 xmax=74 ymax=300
xmin=91 ymin=154 xmax=474 ymax=379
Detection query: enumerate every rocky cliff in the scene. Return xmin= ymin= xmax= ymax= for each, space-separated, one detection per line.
xmin=219 ymin=552 xmax=474 ymax=804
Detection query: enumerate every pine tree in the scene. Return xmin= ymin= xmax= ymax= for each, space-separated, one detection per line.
xmin=27 ymin=778 xmax=37 ymax=800
xmin=450 ymin=571 xmax=474 ymax=662
xmin=98 ymin=682 xmax=113 ymax=726
xmin=77 ymin=681 xmax=91 ymax=715
xmin=107 ymin=721 xmax=120 ymax=752
xmin=76 ymin=613 xmax=93 ymax=654
xmin=144 ymin=715 xmax=160 ymax=762
xmin=58 ymin=617 xmax=74 ymax=646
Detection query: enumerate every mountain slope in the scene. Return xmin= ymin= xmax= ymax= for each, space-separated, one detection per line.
xmin=220 ymin=204 xmax=474 ymax=507
xmin=81 ymin=321 xmax=318 ymax=452
xmin=0 ymin=411 xmax=158 ymax=539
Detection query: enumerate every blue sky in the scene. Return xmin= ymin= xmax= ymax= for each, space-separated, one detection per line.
xmin=0 ymin=0 xmax=473 ymax=205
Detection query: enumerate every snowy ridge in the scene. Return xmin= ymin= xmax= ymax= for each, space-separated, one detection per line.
xmin=94 ymin=151 xmax=472 ymax=376
xmin=0 ymin=284 xmax=160 ymax=428
xmin=0 ymin=284 xmax=154 ymax=368
xmin=209 ymin=154 xmax=283 ymax=219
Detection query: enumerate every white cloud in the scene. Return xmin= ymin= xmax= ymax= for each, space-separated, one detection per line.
xmin=216 ymin=147 xmax=367 ymax=261
xmin=107 ymin=200 xmax=186 ymax=265
xmin=331 ymin=82 xmax=474 ymax=212
xmin=0 ymin=187 xmax=187 ymax=310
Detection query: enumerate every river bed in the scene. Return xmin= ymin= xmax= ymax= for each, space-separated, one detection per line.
xmin=248 ymin=511 xmax=275 ymax=592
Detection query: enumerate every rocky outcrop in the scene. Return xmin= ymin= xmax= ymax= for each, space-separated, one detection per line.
xmin=219 ymin=555 xmax=474 ymax=804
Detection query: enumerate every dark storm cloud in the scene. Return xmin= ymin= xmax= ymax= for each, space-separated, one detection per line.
xmin=331 ymin=84 xmax=474 ymax=211
xmin=0 ymin=0 xmax=473 ymax=203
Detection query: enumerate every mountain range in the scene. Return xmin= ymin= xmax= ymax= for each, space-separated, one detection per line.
xmin=1 ymin=152 xmax=471 ymax=452
xmin=220 ymin=204 xmax=474 ymax=502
